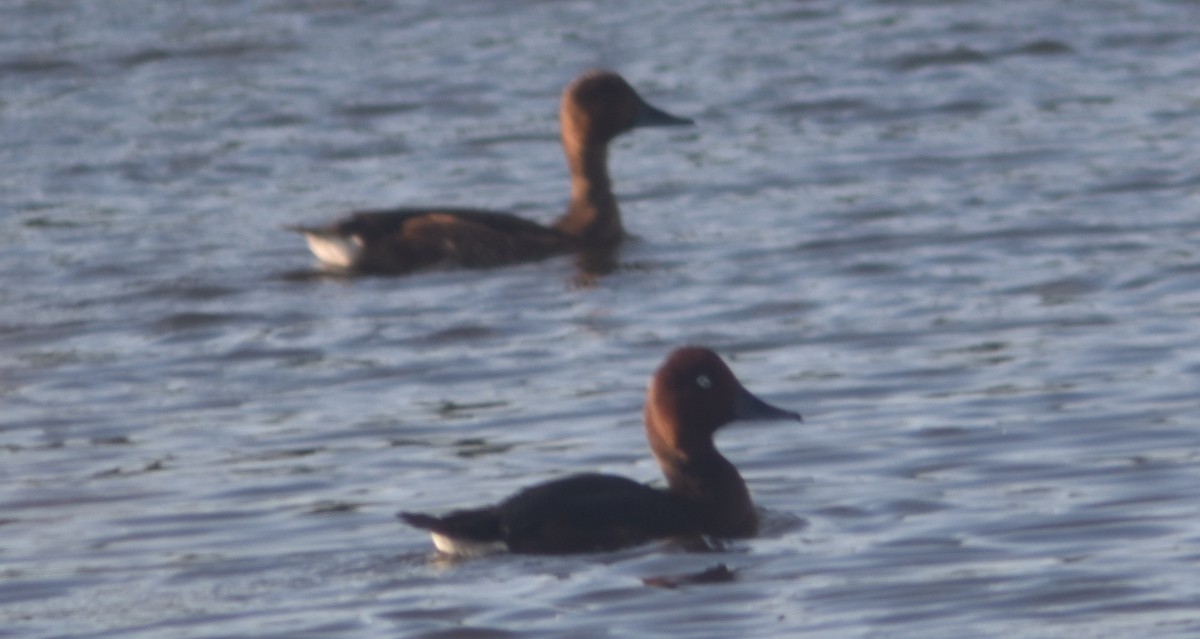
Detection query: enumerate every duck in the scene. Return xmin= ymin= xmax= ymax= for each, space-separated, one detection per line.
xmin=289 ymin=70 xmax=692 ymax=275
xmin=399 ymin=347 xmax=802 ymax=556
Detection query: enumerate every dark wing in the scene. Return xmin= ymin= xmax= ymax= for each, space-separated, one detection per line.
xmin=336 ymin=208 xmax=564 ymax=238
xmin=497 ymin=473 xmax=699 ymax=554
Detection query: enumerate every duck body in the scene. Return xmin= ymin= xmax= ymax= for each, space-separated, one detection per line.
xmin=292 ymin=70 xmax=691 ymax=275
xmin=400 ymin=347 xmax=802 ymax=556
xmin=294 ymin=207 xmax=573 ymax=273
xmin=401 ymin=474 xmax=696 ymax=556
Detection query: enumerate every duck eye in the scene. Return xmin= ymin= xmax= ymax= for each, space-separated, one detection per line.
xmin=695 ymin=375 xmax=712 ymax=389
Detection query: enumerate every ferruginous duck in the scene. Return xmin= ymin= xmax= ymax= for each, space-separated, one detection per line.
xmin=290 ymin=70 xmax=692 ymax=275
xmin=400 ymin=347 xmax=802 ymax=556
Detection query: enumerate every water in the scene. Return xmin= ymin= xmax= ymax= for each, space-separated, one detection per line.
xmin=3 ymin=0 xmax=1200 ymax=637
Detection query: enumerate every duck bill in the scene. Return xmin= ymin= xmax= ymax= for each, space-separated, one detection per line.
xmin=732 ymin=385 xmax=803 ymax=423
xmin=633 ymin=98 xmax=694 ymax=128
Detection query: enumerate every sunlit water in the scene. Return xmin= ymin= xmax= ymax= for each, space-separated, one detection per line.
xmin=3 ymin=0 xmax=1200 ymax=637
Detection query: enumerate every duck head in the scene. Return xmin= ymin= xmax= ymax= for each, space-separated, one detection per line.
xmin=560 ymin=70 xmax=693 ymax=147
xmin=643 ymin=347 xmax=802 ymax=464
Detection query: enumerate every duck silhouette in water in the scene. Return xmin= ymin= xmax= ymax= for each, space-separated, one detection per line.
xmin=290 ymin=70 xmax=692 ymax=276
xmin=400 ymin=347 xmax=802 ymax=556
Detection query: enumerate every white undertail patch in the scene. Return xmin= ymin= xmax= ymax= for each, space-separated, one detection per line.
xmin=302 ymin=232 xmax=363 ymax=269
xmin=430 ymin=532 xmax=507 ymax=558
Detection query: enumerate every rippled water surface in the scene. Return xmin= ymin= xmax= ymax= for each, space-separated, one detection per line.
xmin=4 ymin=0 xmax=1200 ymax=637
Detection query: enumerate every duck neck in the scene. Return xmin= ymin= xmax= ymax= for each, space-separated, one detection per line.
xmin=655 ymin=445 xmax=758 ymax=538
xmin=554 ymin=137 xmax=623 ymax=247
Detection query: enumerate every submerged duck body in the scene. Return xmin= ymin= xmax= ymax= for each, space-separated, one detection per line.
xmin=400 ymin=347 xmax=802 ymax=556
xmin=291 ymin=70 xmax=692 ymax=275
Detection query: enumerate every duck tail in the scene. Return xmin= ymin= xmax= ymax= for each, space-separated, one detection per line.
xmin=398 ymin=512 xmax=442 ymax=529
xmin=398 ymin=508 xmax=502 ymax=541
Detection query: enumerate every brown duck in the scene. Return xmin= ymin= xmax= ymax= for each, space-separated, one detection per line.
xmin=290 ymin=70 xmax=692 ymax=275
xmin=400 ymin=347 xmax=802 ymax=556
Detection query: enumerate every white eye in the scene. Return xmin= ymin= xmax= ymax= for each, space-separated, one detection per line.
xmin=696 ymin=375 xmax=712 ymax=389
